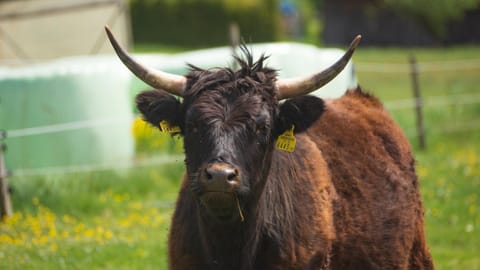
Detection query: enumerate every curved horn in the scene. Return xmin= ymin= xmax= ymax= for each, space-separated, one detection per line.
xmin=276 ymin=35 xmax=362 ymax=100
xmin=105 ymin=26 xmax=186 ymax=96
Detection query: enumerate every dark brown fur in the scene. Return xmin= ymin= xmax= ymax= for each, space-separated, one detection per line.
xmin=136 ymin=50 xmax=434 ymax=269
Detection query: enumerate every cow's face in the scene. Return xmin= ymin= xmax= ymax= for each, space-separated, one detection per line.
xmin=105 ymin=26 xmax=357 ymax=222
xmin=136 ymin=56 xmax=324 ymax=222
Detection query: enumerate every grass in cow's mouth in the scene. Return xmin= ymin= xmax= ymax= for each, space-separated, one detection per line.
xmin=199 ymin=192 xmax=238 ymax=220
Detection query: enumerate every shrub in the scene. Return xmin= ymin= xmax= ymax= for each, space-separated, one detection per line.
xmin=130 ymin=0 xmax=281 ymax=47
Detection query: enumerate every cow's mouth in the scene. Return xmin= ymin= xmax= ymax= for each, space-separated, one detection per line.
xmin=199 ymin=192 xmax=240 ymax=221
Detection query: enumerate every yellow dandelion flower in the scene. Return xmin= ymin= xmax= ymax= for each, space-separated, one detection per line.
xmin=50 ymin=243 xmax=58 ymax=252
xmin=0 ymin=235 xmax=13 ymax=245
xmin=132 ymin=117 xmax=156 ymax=139
xmin=4 ymin=212 xmax=22 ymax=226
xmin=417 ymin=166 xmax=429 ymax=178
xmin=99 ymin=193 xmax=108 ymax=203
xmin=73 ymin=223 xmax=86 ymax=234
xmin=152 ymin=214 xmax=165 ymax=227
xmin=141 ymin=216 xmax=150 ymax=226
xmin=31 ymin=223 xmax=42 ymax=237
xmin=128 ymin=202 xmax=143 ymax=210
xmin=468 ymin=204 xmax=477 ymax=215
xmin=48 ymin=227 xmax=57 ymax=238
xmin=32 ymin=235 xmax=49 ymax=246
xmin=119 ymin=218 xmax=132 ymax=229
xmin=12 ymin=237 xmax=24 ymax=246
xmin=96 ymin=226 xmax=104 ymax=234
xmin=60 ymin=230 xmax=70 ymax=239
xmin=114 ymin=194 xmax=124 ymax=203
xmin=104 ymin=230 xmax=114 ymax=240
xmin=136 ymin=248 xmax=148 ymax=258
xmin=62 ymin=214 xmax=75 ymax=224
xmin=83 ymin=228 xmax=95 ymax=239
xmin=32 ymin=197 xmax=40 ymax=205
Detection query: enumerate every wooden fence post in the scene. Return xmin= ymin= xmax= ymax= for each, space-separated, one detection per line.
xmin=409 ymin=54 xmax=426 ymax=150
xmin=0 ymin=130 xmax=13 ymax=219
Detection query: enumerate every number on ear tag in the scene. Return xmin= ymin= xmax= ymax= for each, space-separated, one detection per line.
xmin=159 ymin=120 xmax=181 ymax=134
xmin=275 ymin=125 xmax=296 ymax=152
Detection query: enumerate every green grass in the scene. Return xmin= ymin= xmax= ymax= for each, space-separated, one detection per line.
xmin=1 ymin=164 xmax=184 ymax=270
xmin=417 ymin=141 xmax=480 ymax=269
xmin=1 ymin=45 xmax=480 ymax=269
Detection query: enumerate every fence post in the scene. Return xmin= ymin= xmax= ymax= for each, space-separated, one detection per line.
xmin=229 ymin=22 xmax=240 ymax=69
xmin=0 ymin=130 xmax=13 ymax=219
xmin=409 ymin=54 xmax=426 ymax=150
xmin=229 ymin=22 xmax=240 ymax=51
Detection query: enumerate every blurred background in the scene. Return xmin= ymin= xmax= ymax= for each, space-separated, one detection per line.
xmin=0 ymin=0 xmax=479 ymax=269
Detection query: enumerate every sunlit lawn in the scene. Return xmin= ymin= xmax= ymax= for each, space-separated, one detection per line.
xmin=417 ymin=142 xmax=480 ymax=269
xmin=1 ymin=46 xmax=479 ymax=269
xmin=1 ymin=164 xmax=183 ymax=270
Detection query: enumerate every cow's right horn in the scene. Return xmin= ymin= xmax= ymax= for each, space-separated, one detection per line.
xmin=276 ymin=35 xmax=361 ymax=100
xmin=105 ymin=26 xmax=186 ymax=96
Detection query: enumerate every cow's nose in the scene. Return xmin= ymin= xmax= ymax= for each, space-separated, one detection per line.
xmin=202 ymin=163 xmax=239 ymax=191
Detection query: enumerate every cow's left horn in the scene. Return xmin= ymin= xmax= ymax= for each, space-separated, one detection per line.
xmin=105 ymin=26 xmax=186 ymax=96
xmin=276 ymin=35 xmax=361 ymax=100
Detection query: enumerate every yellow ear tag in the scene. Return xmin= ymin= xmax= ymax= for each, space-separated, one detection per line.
xmin=159 ymin=120 xmax=181 ymax=133
xmin=275 ymin=125 xmax=296 ymax=152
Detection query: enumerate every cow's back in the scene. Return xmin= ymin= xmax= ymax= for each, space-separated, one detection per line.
xmin=307 ymin=88 xmax=434 ymax=269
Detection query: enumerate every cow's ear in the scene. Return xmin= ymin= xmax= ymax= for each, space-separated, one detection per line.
xmin=136 ymin=89 xmax=184 ymax=135
xmin=274 ymin=95 xmax=325 ymax=136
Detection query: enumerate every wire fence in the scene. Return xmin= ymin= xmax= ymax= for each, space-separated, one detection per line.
xmin=356 ymin=59 xmax=480 ymax=73
xmin=1 ymin=56 xmax=479 ymax=217
xmin=6 ymin=117 xmax=133 ymax=139
xmin=12 ymin=154 xmax=184 ymax=177
xmin=384 ymin=93 xmax=480 ymax=110
xmin=1 ymin=58 xmax=480 ymax=177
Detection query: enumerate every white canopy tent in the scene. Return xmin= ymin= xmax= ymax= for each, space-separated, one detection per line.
xmin=0 ymin=0 xmax=131 ymax=64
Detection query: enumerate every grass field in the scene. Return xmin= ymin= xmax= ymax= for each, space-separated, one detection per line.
xmin=1 ymin=45 xmax=479 ymax=269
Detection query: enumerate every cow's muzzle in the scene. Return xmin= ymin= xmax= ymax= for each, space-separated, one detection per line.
xmin=198 ymin=163 xmax=242 ymax=221
xmin=200 ymin=162 xmax=240 ymax=193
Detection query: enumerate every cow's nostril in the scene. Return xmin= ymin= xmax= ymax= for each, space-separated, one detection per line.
xmin=227 ymin=171 xmax=237 ymax=181
xmin=206 ymin=171 xmax=213 ymax=180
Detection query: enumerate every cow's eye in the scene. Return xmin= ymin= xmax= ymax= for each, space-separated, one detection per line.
xmin=186 ymin=121 xmax=199 ymax=134
xmin=256 ymin=125 xmax=268 ymax=136
xmin=255 ymin=124 xmax=270 ymax=144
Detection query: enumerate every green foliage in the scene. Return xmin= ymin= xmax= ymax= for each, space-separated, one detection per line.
xmin=295 ymin=0 xmax=322 ymax=44
xmin=382 ymin=0 xmax=480 ymax=37
xmin=129 ymin=0 xmax=281 ymax=47
xmin=132 ymin=117 xmax=183 ymax=156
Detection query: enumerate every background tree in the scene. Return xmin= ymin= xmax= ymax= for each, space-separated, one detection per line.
xmin=382 ymin=0 xmax=480 ymax=37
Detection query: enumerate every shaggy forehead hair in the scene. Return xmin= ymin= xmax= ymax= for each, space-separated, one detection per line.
xmin=182 ymin=47 xmax=280 ymax=107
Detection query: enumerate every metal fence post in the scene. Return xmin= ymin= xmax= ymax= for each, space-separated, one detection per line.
xmin=409 ymin=54 xmax=426 ymax=150
xmin=0 ymin=130 xmax=13 ymax=219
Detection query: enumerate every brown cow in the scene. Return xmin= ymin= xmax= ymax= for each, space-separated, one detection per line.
xmin=106 ymin=26 xmax=434 ymax=270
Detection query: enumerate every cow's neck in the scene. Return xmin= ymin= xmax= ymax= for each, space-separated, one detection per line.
xmin=197 ymin=210 xmax=247 ymax=269
xmin=196 ymin=148 xmax=275 ymax=269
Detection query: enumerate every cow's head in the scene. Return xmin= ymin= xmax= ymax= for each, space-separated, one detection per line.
xmin=106 ymin=26 xmax=360 ymax=223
